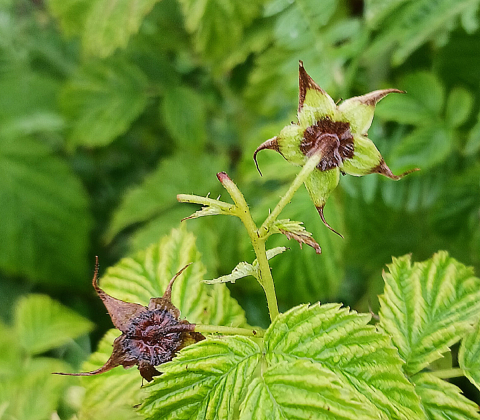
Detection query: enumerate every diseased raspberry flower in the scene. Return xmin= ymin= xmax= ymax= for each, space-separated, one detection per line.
xmin=254 ymin=61 xmax=418 ymax=236
xmin=55 ymin=260 xmax=204 ymax=382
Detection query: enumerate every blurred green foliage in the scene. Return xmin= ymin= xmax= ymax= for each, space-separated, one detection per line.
xmin=1 ymin=0 xmax=480 ymax=418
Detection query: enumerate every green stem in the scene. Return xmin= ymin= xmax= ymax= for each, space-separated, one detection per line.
xmin=177 ymin=194 xmax=235 ymax=213
xmin=259 ymin=152 xmax=323 ymax=238
xmin=429 ymin=368 xmax=464 ymax=379
xmin=194 ymin=324 xmax=264 ymax=338
xmin=217 ymin=173 xmax=280 ymax=322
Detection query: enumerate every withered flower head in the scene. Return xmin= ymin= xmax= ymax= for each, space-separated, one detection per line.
xmin=55 ymin=258 xmax=204 ymax=382
xmin=254 ymin=61 xmax=419 ymax=236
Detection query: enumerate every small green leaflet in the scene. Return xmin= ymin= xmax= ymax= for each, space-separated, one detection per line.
xmin=204 ymin=247 xmax=287 ymax=284
xmin=459 ymin=320 xmax=480 ymax=391
xmin=412 ymin=373 xmax=480 ymax=420
xmin=379 ymin=251 xmax=480 ymax=376
xmin=14 ymin=294 xmax=93 ymax=356
xmin=141 ymin=303 xmax=424 ymax=420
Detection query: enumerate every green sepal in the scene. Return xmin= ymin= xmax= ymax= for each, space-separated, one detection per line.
xmin=341 ymin=135 xmax=382 ymax=177
xmin=338 ymin=89 xmax=403 ymax=134
xmin=304 ymin=167 xmax=340 ymax=209
xmin=277 ymin=124 xmax=305 ymax=166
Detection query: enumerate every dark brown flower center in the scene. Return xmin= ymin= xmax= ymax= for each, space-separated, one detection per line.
xmin=301 ymin=118 xmax=354 ymax=171
xmin=124 ymin=309 xmax=184 ymax=366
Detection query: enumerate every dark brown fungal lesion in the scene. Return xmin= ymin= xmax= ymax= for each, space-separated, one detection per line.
xmin=300 ymin=117 xmax=354 ymax=171
xmin=53 ymin=258 xmax=204 ymax=382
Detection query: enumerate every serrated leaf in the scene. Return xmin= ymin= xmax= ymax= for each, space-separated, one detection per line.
xmin=77 ymin=329 xmax=144 ymax=420
xmin=459 ymin=320 xmax=480 ymax=391
xmin=106 ymin=153 xmax=225 ymax=243
xmin=272 ymin=219 xmax=321 ymax=254
xmin=14 ymin=294 xmax=93 ymax=355
xmin=161 ymin=86 xmax=207 ymax=153
xmin=412 ymin=373 xmax=480 ymax=420
xmin=177 ymin=0 xmax=262 ymax=62
xmin=82 ymin=0 xmax=161 ymax=58
xmin=264 ymin=303 xmax=425 ymax=420
xmin=390 ymin=125 xmax=452 ymax=171
xmin=0 ymin=136 xmax=91 ymax=285
xmin=100 ymin=225 xmax=246 ymax=326
xmin=240 ymin=359 xmax=376 ymax=420
xmin=140 ymin=336 xmax=261 ymax=420
xmin=379 ymin=252 xmax=480 ymax=376
xmin=445 ymin=86 xmax=474 ymax=128
xmin=60 ymin=58 xmax=148 ymax=147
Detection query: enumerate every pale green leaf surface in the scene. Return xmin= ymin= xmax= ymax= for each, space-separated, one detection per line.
xmin=161 ymin=86 xmax=207 ymax=153
xmin=0 ymin=136 xmax=91 ymax=285
xmin=445 ymin=86 xmax=474 ymax=128
xmin=82 ymin=0 xmax=161 ymax=57
xmin=14 ymin=294 xmax=93 ymax=355
xmin=106 ymin=153 xmax=225 ymax=242
xmin=412 ymin=373 xmax=480 ymax=420
xmin=178 ymin=0 xmax=262 ymax=62
xmin=365 ymin=0 xmax=407 ymax=27
xmin=379 ymin=252 xmax=480 ymax=375
xmin=100 ymin=226 xmax=246 ymax=326
xmin=140 ymin=336 xmax=261 ymax=420
xmin=77 ymin=329 xmax=144 ymax=420
xmin=60 ymin=59 xmax=148 ymax=147
xmin=240 ymin=359 xmax=376 ymax=420
xmin=264 ymin=304 xmax=424 ymax=420
xmin=47 ymin=0 xmax=91 ymax=37
xmin=459 ymin=320 xmax=480 ymax=391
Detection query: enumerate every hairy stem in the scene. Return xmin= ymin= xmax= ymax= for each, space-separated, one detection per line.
xmin=259 ymin=152 xmax=323 ymax=238
xmin=217 ymin=172 xmax=280 ymax=322
xmin=194 ymin=324 xmax=264 ymax=338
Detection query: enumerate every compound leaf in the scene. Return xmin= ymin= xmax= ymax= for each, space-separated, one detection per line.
xmin=14 ymin=294 xmax=93 ymax=355
xmin=264 ymin=304 xmax=425 ymax=420
xmin=459 ymin=320 xmax=480 ymax=391
xmin=379 ymin=252 xmax=480 ymax=376
xmin=60 ymin=58 xmax=148 ymax=147
xmin=412 ymin=373 xmax=480 ymax=420
xmin=141 ymin=336 xmax=261 ymax=420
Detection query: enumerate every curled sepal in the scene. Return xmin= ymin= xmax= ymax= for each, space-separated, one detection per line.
xmin=339 ymin=89 xmax=404 ymax=134
xmin=54 ymin=260 xmax=204 ymax=382
xmin=272 ymin=219 xmax=321 ymax=254
xmin=342 ymin=134 xmax=419 ymax=179
xmin=304 ymin=167 xmax=342 ymax=237
xmin=204 ymin=247 xmax=288 ymax=285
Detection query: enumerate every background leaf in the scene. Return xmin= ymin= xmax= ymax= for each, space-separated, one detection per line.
xmin=459 ymin=320 xmax=480 ymax=392
xmin=15 ymin=294 xmax=93 ymax=355
xmin=379 ymin=252 xmax=480 ymax=375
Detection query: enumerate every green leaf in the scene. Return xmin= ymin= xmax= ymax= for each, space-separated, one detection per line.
xmin=379 ymin=252 xmax=480 ymax=376
xmin=82 ymin=0 xmax=161 ymax=58
xmin=264 ymin=303 xmax=425 ymax=420
xmin=161 ymin=86 xmax=207 ymax=153
xmin=105 ymin=153 xmax=225 ymax=242
xmin=464 ymin=112 xmax=480 ymax=155
xmin=375 ymin=72 xmax=445 ymax=125
xmin=459 ymin=320 xmax=480 ymax=391
xmin=365 ymin=0 xmax=479 ymax=65
xmin=77 ymin=329 xmax=145 ymax=420
xmin=100 ymin=225 xmax=246 ymax=326
xmin=239 ymin=359 xmax=376 ymax=420
xmin=140 ymin=336 xmax=261 ymax=420
xmin=177 ymin=0 xmax=262 ymax=62
xmin=445 ymin=86 xmax=474 ymax=128
xmin=412 ymin=373 xmax=480 ymax=420
xmin=47 ymin=0 xmax=91 ymax=37
xmin=0 ymin=136 xmax=91 ymax=285
xmin=390 ymin=125 xmax=452 ymax=171
xmin=60 ymin=58 xmax=148 ymax=147
xmin=14 ymin=294 xmax=93 ymax=355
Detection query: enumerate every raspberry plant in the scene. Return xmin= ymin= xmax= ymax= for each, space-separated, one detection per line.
xmin=69 ymin=64 xmax=480 ymax=420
